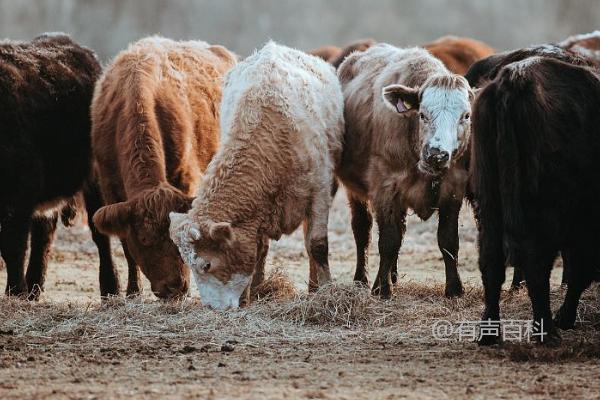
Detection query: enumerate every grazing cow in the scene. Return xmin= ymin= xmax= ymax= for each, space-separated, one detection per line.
xmin=91 ymin=37 xmax=236 ymax=299
xmin=337 ymin=44 xmax=474 ymax=299
xmin=423 ymin=36 xmax=495 ymax=75
xmin=470 ymin=50 xmax=600 ymax=345
xmin=559 ymin=30 xmax=600 ymax=60
xmin=0 ymin=33 xmax=101 ymax=298
xmin=169 ymin=42 xmax=344 ymax=310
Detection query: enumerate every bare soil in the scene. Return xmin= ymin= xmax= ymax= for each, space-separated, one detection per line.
xmin=1 ymin=192 xmax=599 ymax=399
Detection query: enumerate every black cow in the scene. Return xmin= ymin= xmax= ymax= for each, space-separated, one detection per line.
xmin=0 ymin=33 xmax=102 ymax=298
xmin=470 ymin=49 xmax=600 ymax=344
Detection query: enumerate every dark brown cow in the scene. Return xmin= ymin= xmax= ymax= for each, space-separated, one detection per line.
xmin=423 ymin=36 xmax=495 ymax=75
xmin=0 ymin=33 xmax=101 ymax=298
xmin=91 ymin=37 xmax=236 ymax=299
xmin=468 ymin=45 xmax=600 ymax=344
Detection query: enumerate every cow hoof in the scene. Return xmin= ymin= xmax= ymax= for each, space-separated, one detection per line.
xmin=478 ymin=334 xmax=500 ymax=346
xmin=5 ymin=284 xmax=29 ymax=299
xmin=371 ymin=285 xmax=391 ymax=300
xmin=444 ymin=282 xmax=464 ymax=298
xmin=126 ymin=285 xmax=142 ymax=298
xmin=554 ymin=310 xmax=576 ymax=330
xmin=353 ymin=276 xmax=369 ymax=288
xmin=538 ymin=329 xmax=561 ymax=346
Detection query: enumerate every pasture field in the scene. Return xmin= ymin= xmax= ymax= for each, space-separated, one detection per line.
xmin=1 ymin=191 xmax=599 ymax=399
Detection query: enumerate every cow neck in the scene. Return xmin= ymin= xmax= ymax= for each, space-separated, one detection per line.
xmin=122 ymin=137 xmax=169 ymax=196
xmin=195 ymin=139 xmax=267 ymax=231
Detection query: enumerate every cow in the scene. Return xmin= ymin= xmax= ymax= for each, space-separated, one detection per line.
xmin=169 ymin=41 xmax=344 ymax=310
xmin=309 ymin=45 xmax=342 ymax=62
xmin=336 ymin=44 xmax=474 ymax=299
xmin=559 ymin=30 xmax=600 ymax=60
xmin=470 ymin=48 xmax=600 ymax=345
xmin=91 ymin=37 xmax=236 ymax=299
xmin=423 ymin=35 xmax=495 ymax=75
xmin=0 ymin=33 xmax=101 ymax=299
xmin=466 ymin=44 xmax=598 ymax=290
xmin=309 ymin=39 xmax=375 ymax=68
xmin=330 ymin=39 xmax=376 ymax=68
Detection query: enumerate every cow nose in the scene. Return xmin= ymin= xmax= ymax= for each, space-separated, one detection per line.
xmin=424 ymin=146 xmax=450 ymax=169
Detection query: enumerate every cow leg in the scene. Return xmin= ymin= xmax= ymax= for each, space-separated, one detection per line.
xmin=1 ymin=213 xmax=31 ymax=297
xmin=554 ymin=246 xmax=595 ymax=330
xmin=240 ymin=235 xmax=270 ymax=306
xmin=477 ymin=217 xmax=505 ymax=346
xmin=348 ymin=194 xmax=372 ymax=286
xmin=560 ymin=251 xmax=570 ymax=287
xmin=372 ymin=208 xmax=406 ymax=299
xmin=438 ymin=200 xmax=463 ymax=297
xmin=25 ymin=212 xmax=59 ymax=301
xmin=122 ymin=240 xmax=141 ymax=297
xmin=304 ymin=189 xmax=332 ymax=292
xmin=521 ymin=247 xmax=559 ymax=344
xmin=83 ymin=183 xmax=120 ymax=297
xmin=511 ymin=266 xmax=525 ymax=290
xmin=251 ymin=235 xmax=269 ymax=293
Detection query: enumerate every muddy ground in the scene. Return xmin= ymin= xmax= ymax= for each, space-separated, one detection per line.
xmin=1 ymin=191 xmax=599 ymax=399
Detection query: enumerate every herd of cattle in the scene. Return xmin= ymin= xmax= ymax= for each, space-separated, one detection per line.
xmin=1 ymin=30 xmax=599 ymax=344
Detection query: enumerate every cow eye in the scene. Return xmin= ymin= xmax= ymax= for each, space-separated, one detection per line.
xmin=419 ymin=112 xmax=427 ymax=121
xmin=202 ymin=262 xmax=211 ymax=272
xmin=463 ymin=113 xmax=470 ymax=121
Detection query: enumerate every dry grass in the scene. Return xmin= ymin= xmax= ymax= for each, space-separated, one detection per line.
xmin=2 ymin=269 xmax=598 ymax=362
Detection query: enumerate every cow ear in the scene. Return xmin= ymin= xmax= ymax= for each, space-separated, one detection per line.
xmin=209 ymin=221 xmax=234 ymax=245
xmin=382 ymin=84 xmax=420 ymax=114
xmin=93 ymin=202 xmax=132 ymax=237
xmin=169 ymin=212 xmax=201 ymax=244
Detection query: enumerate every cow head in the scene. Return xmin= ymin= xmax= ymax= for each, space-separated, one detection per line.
xmin=93 ymin=185 xmax=193 ymax=299
xmin=168 ymin=212 xmax=255 ymax=310
xmin=382 ymin=74 xmax=473 ymax=176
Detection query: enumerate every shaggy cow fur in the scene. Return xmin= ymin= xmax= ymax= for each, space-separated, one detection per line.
xmin=471 ymin=54 xmax=600 ymax=345
xmin=0 ymin=33 xmax=101 ymax=298
xmin=91 ymin=37 xmax=236 ymax=299
xmin=169 ymin=42 xmax=344 ymax=310
xmin=423 ymin=36 xmax=495 ymax=75
xmin=337 ymin=44 xmax=474 ymax=299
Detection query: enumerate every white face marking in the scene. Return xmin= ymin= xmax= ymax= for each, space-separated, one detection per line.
xmin=193 ymin=272 xmax=250 ymax=310
xmin=419 ymin=86 xmax=470 ymax=157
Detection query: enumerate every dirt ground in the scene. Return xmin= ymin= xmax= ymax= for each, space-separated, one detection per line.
xmin=1 ymin=191 xmax=599 ymax=399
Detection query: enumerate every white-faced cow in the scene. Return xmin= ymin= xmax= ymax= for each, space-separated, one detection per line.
xmin=336 ymin=44 xmax=474 ymax=299
xmin=169 ymin=42 xmax=344 ymax=310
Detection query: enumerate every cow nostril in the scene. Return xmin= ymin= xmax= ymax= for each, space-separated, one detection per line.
xmin=425 ymin=147 xmax=449 ymax=167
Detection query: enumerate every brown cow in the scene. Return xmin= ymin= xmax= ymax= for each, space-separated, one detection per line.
xmin=309 ymin=45 xmax=342 ymax=62
xmin=337 ymin=44 xmax=474 ymax=299
xmin=309 ymin=39 xmax=375 ymax=68
xmin=91 ymin=37 xmax=236 ymax=299
xmin=423 ymin=35 xmax=495 ymax=75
